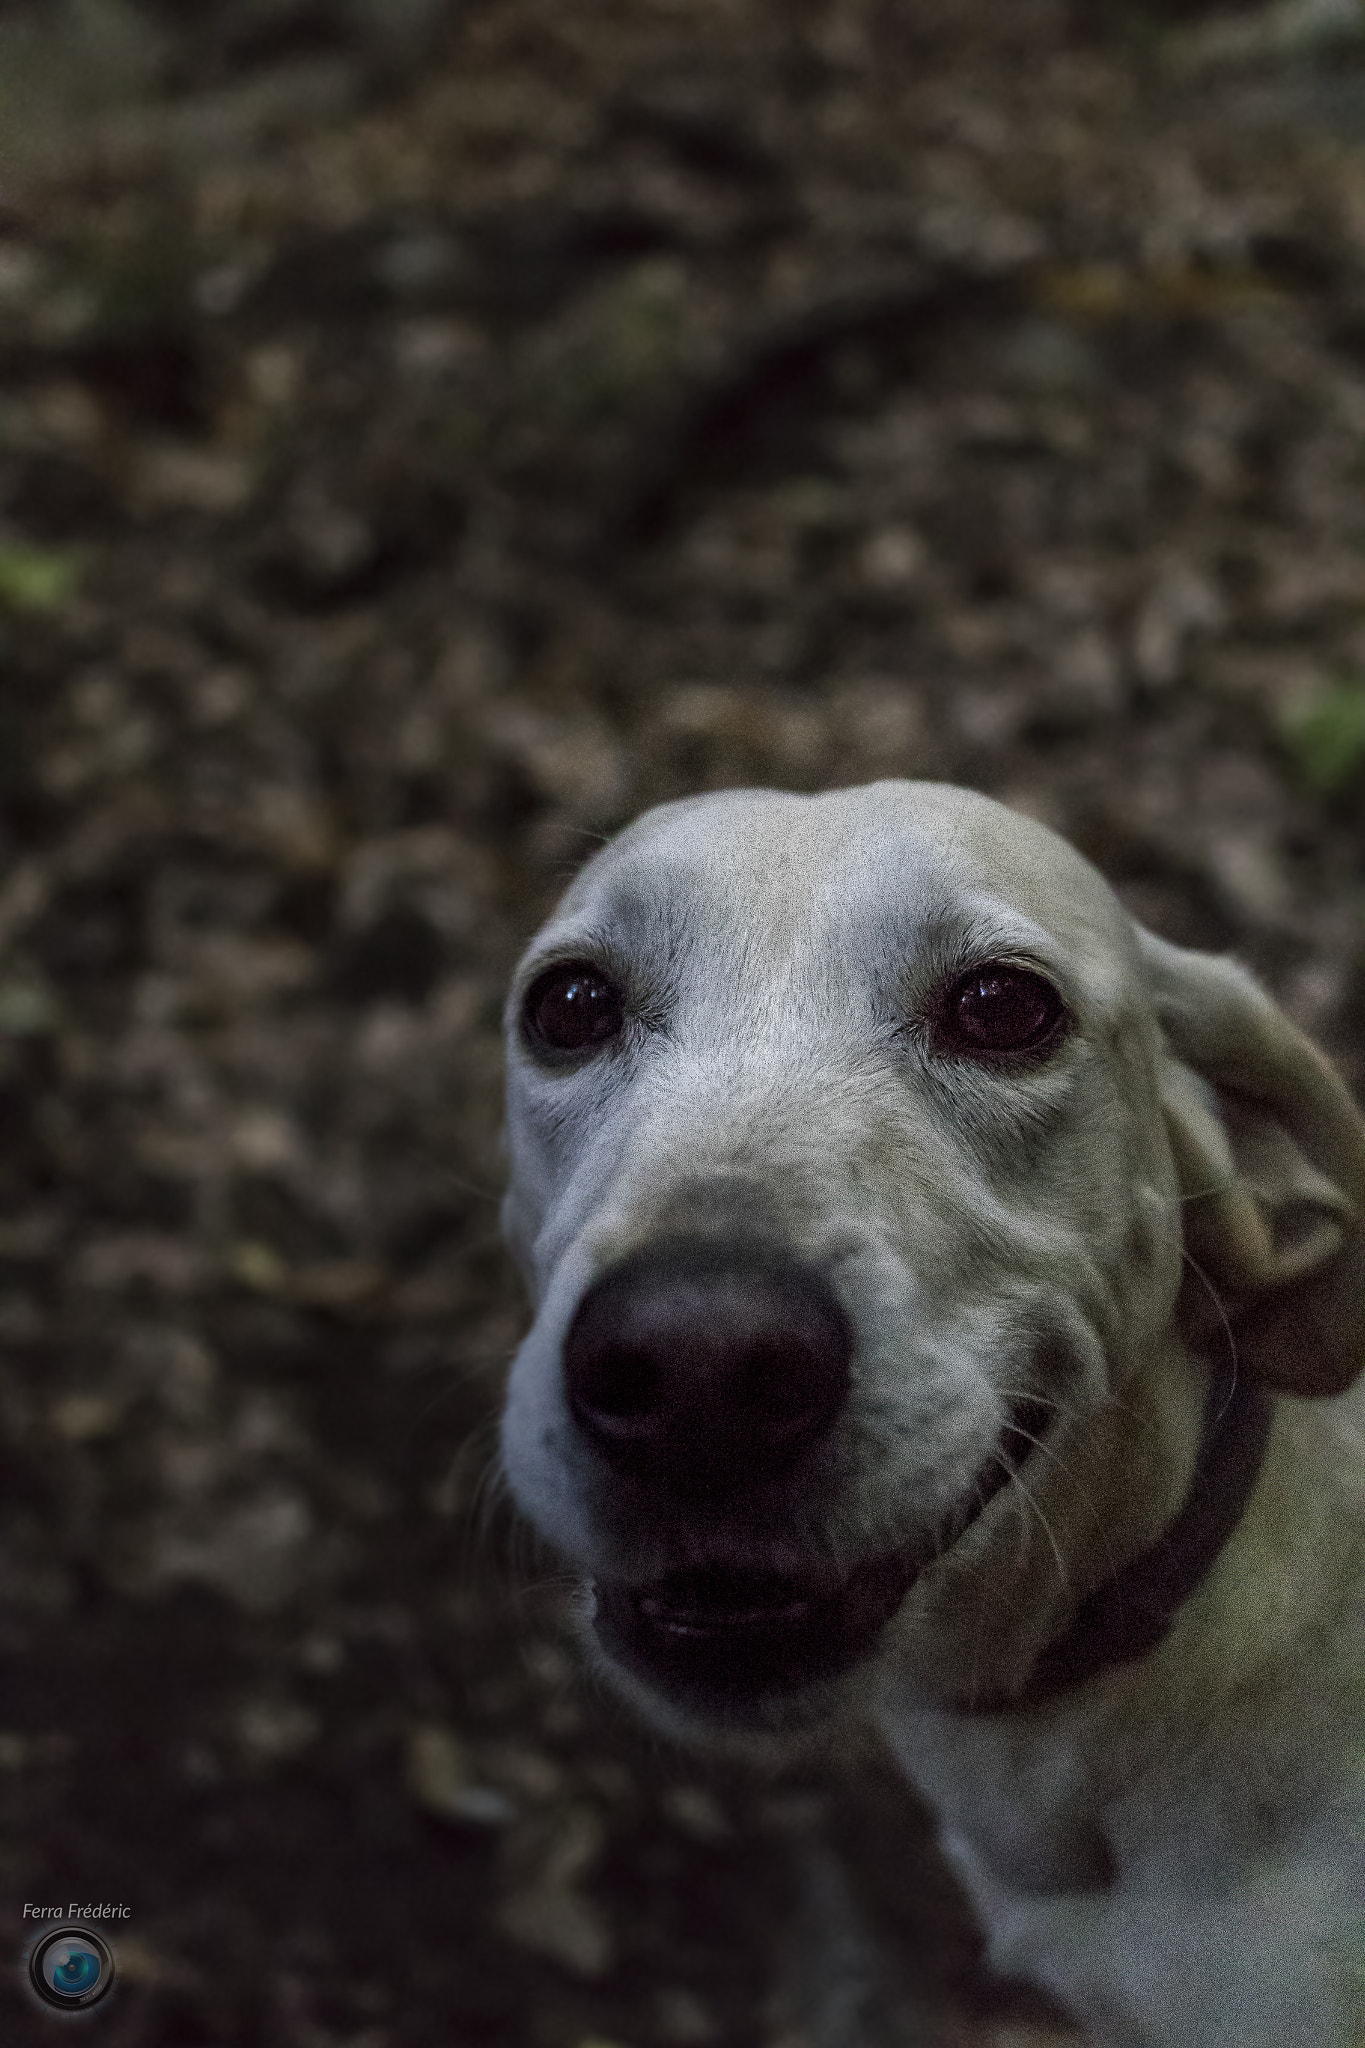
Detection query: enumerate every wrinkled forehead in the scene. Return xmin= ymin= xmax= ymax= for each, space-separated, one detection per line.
xmin=540 ymin=783 xmax=1132 ymax=980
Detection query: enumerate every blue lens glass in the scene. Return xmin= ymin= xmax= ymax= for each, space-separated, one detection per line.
xmin=43 ymin=1939 xmax=102 ymax=1996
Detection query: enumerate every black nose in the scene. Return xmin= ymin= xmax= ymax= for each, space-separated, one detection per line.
xmin=562 ymin=1237 xmax=852 ymax=1499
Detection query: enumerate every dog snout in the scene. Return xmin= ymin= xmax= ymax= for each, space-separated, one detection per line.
xmin=562 ymin=1236 xmax=852 ymax=1501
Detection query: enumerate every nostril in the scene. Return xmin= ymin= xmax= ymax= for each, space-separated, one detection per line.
xmin=562 ymin=1236 xmax=852 ymax=1496
xmin=571 ymin=1345 xmax=664 ymax=1437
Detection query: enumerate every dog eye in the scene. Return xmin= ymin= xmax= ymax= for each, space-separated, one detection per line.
xmin=522 ymin=961 xmax=626 ymax=1055
xmin=938 ymin=964 xmax=1066 ymax=1057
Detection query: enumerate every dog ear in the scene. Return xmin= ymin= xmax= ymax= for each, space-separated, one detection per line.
xmin=1136 ymin=928 xmax=1365 ymax=1396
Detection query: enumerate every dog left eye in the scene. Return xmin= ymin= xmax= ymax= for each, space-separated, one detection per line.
xmin=937 ymin=964 xmax=1067 ymax=1057
xmin=522 ymin=961 xmax=626 ymax=1055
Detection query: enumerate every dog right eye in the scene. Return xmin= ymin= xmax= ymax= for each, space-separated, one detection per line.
xmin=521 ymin=961 xmax=626 ymax=1056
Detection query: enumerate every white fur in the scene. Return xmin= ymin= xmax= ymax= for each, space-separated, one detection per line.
xmin=499 ymin=782 xmax=1365 ymax=2047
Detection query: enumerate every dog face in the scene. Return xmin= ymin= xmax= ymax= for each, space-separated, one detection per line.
xmin=499 ymin=783 xmax=1365 ymax=1743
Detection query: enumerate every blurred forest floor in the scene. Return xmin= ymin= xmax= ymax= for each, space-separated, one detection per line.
xmin=1 ymin=0 xmax=1364 ymax=2042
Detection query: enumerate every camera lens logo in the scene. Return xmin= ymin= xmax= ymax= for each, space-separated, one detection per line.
xmin=29 ymin=1926 xmax=116 ymax=2010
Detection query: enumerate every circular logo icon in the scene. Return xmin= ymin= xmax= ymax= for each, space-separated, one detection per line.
xmin=28 ymin=1925 xmax=116 ymax=2010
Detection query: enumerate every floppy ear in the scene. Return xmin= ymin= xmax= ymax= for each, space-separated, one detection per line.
xmin=1137 ymin=928 xmax=1365 ymax=1396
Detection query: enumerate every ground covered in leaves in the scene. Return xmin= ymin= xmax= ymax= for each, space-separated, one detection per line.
xmin=1 ymin=1 xmax=1365 ymax=2043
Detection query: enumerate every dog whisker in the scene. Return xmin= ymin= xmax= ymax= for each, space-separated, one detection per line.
xmin=988 ymin=1453 xmax=1070 ymax=1599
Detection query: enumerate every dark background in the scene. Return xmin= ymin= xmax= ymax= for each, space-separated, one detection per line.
xmin=1 ymin=0 xmax=1364 ymax=2041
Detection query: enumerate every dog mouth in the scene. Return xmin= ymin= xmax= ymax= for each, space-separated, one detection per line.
xmin=592 ymin=1394 xmax=1052 ymax=1721
xmin=594 ymin=1549 xmax=921 ymax=1717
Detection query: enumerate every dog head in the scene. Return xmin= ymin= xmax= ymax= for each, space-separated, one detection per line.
xmin=498 ymin=784 xmax=1365 ymax=1744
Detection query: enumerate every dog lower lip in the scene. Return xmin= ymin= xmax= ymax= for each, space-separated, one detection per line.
xmin=637 ymin=1600 xmax=814 ymax=1633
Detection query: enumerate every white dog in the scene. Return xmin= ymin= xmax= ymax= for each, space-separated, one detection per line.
xmin=498 ymin=782 xmax=1365 ymax=2048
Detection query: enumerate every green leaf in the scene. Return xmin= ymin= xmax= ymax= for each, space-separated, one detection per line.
xmin=0 ymin=977 xmax=61 ymax=1037
xmin=0 ymin=543 xmax=80 ymax=613
xmin=1281 ymin=678 xmax=1365 ymax=794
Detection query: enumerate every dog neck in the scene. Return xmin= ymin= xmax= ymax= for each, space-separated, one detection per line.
xmin=957 ymin=1350 xmax=1273 ymax=1716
